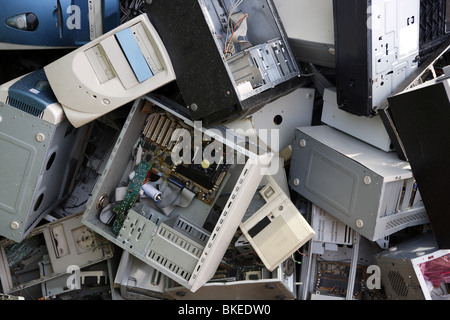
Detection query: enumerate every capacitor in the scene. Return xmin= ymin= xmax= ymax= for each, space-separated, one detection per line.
xmin=142 ymin=182 xmax=162 ymax=202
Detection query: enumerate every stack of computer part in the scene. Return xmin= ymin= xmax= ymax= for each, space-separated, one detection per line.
xmin=0 ymin=0 xmax=449 ymax=301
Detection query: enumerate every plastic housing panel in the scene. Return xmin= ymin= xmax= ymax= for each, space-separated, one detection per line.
xmin=188 ymin=153 xmax=274 ymax=292
xmin=44 ymin=14 xmax=175 ymax=128
xmin=240 ymin=175 xmax=315 ymax=271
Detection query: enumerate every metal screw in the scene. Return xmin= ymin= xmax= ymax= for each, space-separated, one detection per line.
xmin=364 ymin=176 xmax=372 ymax=185
xmin=190 ymin=103 xmax=198 ymax=112
xmin=356 ymin=219 xmax=364 ymax=229
xmin=10 ymin=221 xmax=20 ymax=230
xmin=36 ymin=133 xmax=46 ymax=142
xmin=300 ymin=139 xmax=306 ymax=147
xmin=293 ymin=178 xmax=300 ymax=186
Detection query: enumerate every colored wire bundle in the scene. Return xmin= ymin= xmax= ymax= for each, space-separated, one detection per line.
xmin=224 ymin=13 xmax=248 ymax=57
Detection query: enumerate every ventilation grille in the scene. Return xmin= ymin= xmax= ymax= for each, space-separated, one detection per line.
xmin=6 ymin=96 xmax=44 ymax=119
xmin=385 ymin=211 xmax=429 ymax=231
xmin=419 ymin=0 xmax=449 ymax=55
xmin=252 ymin=215 xmax=298 ymax=269
xmin=388 ymin=270 xmax=409 ymax=297
xmin=316 ymin=218 xmax=354 ymax=244
xmin=174 ymin=217 xmax=209 ymax=244
xmin=157 ymin=226 xmax=204 ymax=258
xmin=147 ymin=250 xmax=192 ymax=281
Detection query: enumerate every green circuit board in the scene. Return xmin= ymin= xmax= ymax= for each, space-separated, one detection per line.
xmin=111 ymin=161 xmax=152 ymax=235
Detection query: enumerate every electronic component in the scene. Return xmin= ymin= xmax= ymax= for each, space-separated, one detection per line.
xmin=299 ymin=205 xmax=386 ymax=300
xmin=376 ymin=232 xmax=450 ymax=300
xmin=240 ymin=175 xmax=315 ymax=272
xmin=289 ymin=125 xmax=429 ymax=242
xmin=333 ymin=0 xmax=420 ymax=117
xmin=111 ymin=161 xmax=152 ymax=235
xmin=272 ymin=0 xmax=335 ymax=68
xmin=313 ymin=261 xmax=367 ymax=299
xmin=0 ymin=0 xmax=120 ymax=50
xmin=0 ymin=213 xmax=113 ymax=296
xmin=321 ymin=87 xmax=393 ymax=152
xmin=44 ymin=14 xmax=176 ymax=128
xmin=146 ymin=0 xmax=301 ymax=126
xmin=386 ymin=75 xmax=450 ymax=249
xmin=82 ymin=94 xmax=275 ymax=292
xmin=0 ymin=69 xmax=91 ymax=242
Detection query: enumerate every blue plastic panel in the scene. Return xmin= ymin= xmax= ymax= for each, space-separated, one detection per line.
xmin=115 ymin=27 xmax=153 ymax=83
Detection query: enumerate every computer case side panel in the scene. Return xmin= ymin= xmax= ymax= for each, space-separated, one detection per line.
xmin=332 ymin=0 xmax=372 ymax=117
xmin=145 ymin=0 xmax=301 ymax=126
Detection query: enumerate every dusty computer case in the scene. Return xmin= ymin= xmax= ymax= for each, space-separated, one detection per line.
xmin=0 ymin=69 xmax=91 ymax=242
xmin=43 ymin=14 xmax=176 ymax=128
xmin=146 ymin=0 xmax=301 ymax=126
xmin=289 ymin=125 xmax=429 ymax=242
xmin=81 ymin=93 xmax=286 ymax=293
xmin=333 ymin=0 xmax=420 ymax=117
xmin=165 ymin=258 xmax=297 ymax=300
